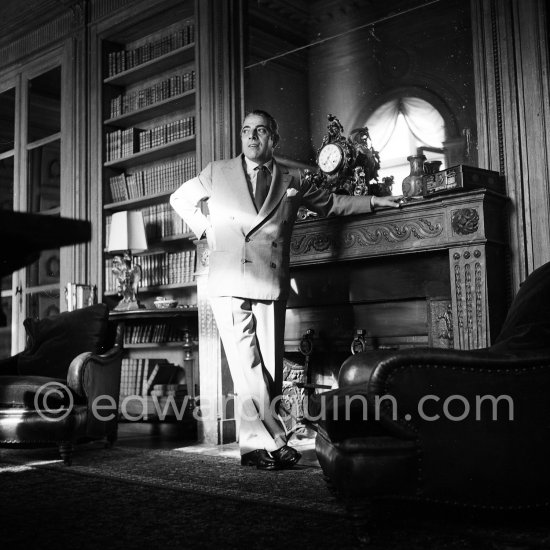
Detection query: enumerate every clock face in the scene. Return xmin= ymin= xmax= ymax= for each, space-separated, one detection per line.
xmin=318 ymin=143 xmax=343 ymax=174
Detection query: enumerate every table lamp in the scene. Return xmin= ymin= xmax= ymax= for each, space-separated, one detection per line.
xmin=107 ymin=210 xmax=148 ymax=311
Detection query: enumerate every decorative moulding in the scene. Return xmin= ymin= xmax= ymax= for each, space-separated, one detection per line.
xmin=451 ymin=208 xmax=479 ymax=236
xmin=290 ymin=216 xmax=444 ymax=260
xmin=0 ymin=10 xmax=74 ymax=68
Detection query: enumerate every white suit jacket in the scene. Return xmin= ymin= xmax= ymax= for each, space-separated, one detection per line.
xmin=170 ymin=155 xmax=373 ymax=301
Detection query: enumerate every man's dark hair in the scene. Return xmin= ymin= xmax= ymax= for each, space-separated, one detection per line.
xmin=244 ymin=109 xmax=280 ymax=148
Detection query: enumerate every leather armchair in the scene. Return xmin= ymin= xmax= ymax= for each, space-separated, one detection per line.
xmin=312 ymin=260 xmax=550 ymax=536
xmin=0 ymin=304 xmax=122 ymax=465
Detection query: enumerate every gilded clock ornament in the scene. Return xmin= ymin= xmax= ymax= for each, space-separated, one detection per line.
xmin=310 ymin=114 xmax=383 ymax=197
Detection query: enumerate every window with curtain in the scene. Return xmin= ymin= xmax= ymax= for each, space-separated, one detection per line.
xmin=367 ymin=97 xmax=446 ymax=195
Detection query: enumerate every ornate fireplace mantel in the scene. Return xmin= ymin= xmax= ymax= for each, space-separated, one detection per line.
xmin=289 ymin=188 xmax=508 ymax=350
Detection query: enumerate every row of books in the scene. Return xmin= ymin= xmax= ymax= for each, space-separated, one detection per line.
xmin=108 ymin=155 xmax=196 ymax=202
xmin=143 ymin=203 xmax=192 ymax=240
xmin=105 ymin=127 xmax=140 ymax=160
xmin=105 ymin=250 xmax=196 ymax=291
xmin=123 ymin=322 xmax=194 ymax=345
xmin=140 ymin=117 xmax=196 ymax=151
xmin=140 ymin=250 xmax=196 ymax=287
xmin=105 ymin=117 xmax=195 ymax=161
xmin=107 ymin=22 xmax=195 ymax=78
xmin=119 ymin=357 xmax=183 ymax=397
xmin=109 ymin=70 xmax=196 ymax=119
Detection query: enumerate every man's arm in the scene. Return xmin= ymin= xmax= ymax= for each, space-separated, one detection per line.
xmin=170 ymin=165 xmax=212 ymax=239
xmin=299 ymin=172 xmax=401 ymax=217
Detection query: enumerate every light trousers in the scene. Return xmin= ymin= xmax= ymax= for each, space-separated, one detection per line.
xmin=209 ymin=296 xmax=287 ymax=454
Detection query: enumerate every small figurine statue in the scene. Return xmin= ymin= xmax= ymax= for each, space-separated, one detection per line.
xmin=350 ymin=126 xmax=381 ymax=184
xmin=321 ymin=113 xmax=345 ymax=147
xmin=112 ymin=253 xmax=142 ymax=310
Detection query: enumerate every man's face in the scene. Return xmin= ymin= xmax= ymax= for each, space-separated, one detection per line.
xmin=240 ymin=113 xmax=275 ymax=165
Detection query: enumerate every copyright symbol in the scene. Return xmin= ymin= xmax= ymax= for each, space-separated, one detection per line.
xmin=34 ymin=381 xmax=74 ymax=422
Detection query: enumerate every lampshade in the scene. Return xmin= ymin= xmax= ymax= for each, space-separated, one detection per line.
xmin=107 ymin=210 xmax=148 ymax=253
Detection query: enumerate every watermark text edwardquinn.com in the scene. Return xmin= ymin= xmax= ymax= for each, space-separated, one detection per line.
xmin=34 ymin=381 xmax=514 ymax=423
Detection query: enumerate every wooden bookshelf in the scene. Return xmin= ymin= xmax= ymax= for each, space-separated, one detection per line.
xmin=99 ymin=4 xmax=199 ymax=424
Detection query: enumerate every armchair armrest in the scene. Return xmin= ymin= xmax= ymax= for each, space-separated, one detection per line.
xmin=67 ymin=347 xmax=121 ymax=397
xmin=316 ymin=348 xmax=505 ymax=442
xmin=308 ymin=383 xmax=418 ymax=444
xmin=66 ymin=346 xmax=123 ymax=440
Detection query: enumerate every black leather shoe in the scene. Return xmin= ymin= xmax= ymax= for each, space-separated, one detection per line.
xmin=241 ymin=449 xmax=280 ymax=470
xmin=271 ymin=445 xmax=302 ymax=468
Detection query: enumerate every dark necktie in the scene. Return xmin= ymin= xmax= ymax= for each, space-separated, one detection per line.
xmin=254 ymin=165 xmax=270 ymax=210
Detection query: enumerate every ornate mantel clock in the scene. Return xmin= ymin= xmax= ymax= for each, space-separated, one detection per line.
xmin=306 ymin=114 xmax=392 ymax=197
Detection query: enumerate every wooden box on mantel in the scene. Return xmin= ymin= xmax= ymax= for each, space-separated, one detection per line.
xmin=423 ymin=165 xmax=503 ymax=197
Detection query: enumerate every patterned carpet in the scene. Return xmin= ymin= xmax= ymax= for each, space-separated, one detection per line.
xmin=0 ymin=443 xmax=549 ymax=549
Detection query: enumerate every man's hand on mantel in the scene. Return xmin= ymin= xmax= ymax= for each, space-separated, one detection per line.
xmin=372 ymin=195 xmax=404 ymax=209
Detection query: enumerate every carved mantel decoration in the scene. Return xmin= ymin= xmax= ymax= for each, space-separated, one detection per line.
xmin=451 ymin=208 xmax=480 ymax=235
xmin=290 ymin=217 xmax=444 ymax=257
xmin=289 ymin=189 xmax=508 ymax=351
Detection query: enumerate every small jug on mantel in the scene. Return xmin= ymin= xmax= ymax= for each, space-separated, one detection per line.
xmin=424 ymin=160 xmax=442 ymax=175
xmin=402 ymin=154 xmax=426 ymax=197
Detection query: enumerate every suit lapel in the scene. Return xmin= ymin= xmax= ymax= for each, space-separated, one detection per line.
xmin=249 ymin=159 xmax=293 ymax=232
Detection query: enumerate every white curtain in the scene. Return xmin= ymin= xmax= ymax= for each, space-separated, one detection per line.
xmin=367 ymin=97 xmax=445 ymax=152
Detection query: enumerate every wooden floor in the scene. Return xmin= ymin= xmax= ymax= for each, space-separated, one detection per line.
xmin=115 ymin=421 xmax=320 ymax=466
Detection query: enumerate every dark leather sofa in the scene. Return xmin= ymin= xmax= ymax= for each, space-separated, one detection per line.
xmin=312 ymin=260 xmax=550 ymax=539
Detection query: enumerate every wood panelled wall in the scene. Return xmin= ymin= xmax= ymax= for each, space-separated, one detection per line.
xmin=472 ymin=0 xmax=550 ymax=291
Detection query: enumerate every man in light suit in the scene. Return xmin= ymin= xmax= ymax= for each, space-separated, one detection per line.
xmin=170 ymin=110 xmax=401 ymax=470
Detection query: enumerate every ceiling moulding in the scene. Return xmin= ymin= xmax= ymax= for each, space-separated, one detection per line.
xmin=89 ymin=0 xmax=185 ymax=24
xmin=89 ymin=0 xmax=135 ymax=22
xmin=0 ymin=0 xmax=65 ymax=37
xmin=0 ymin=10 xmax=77 ymax=67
